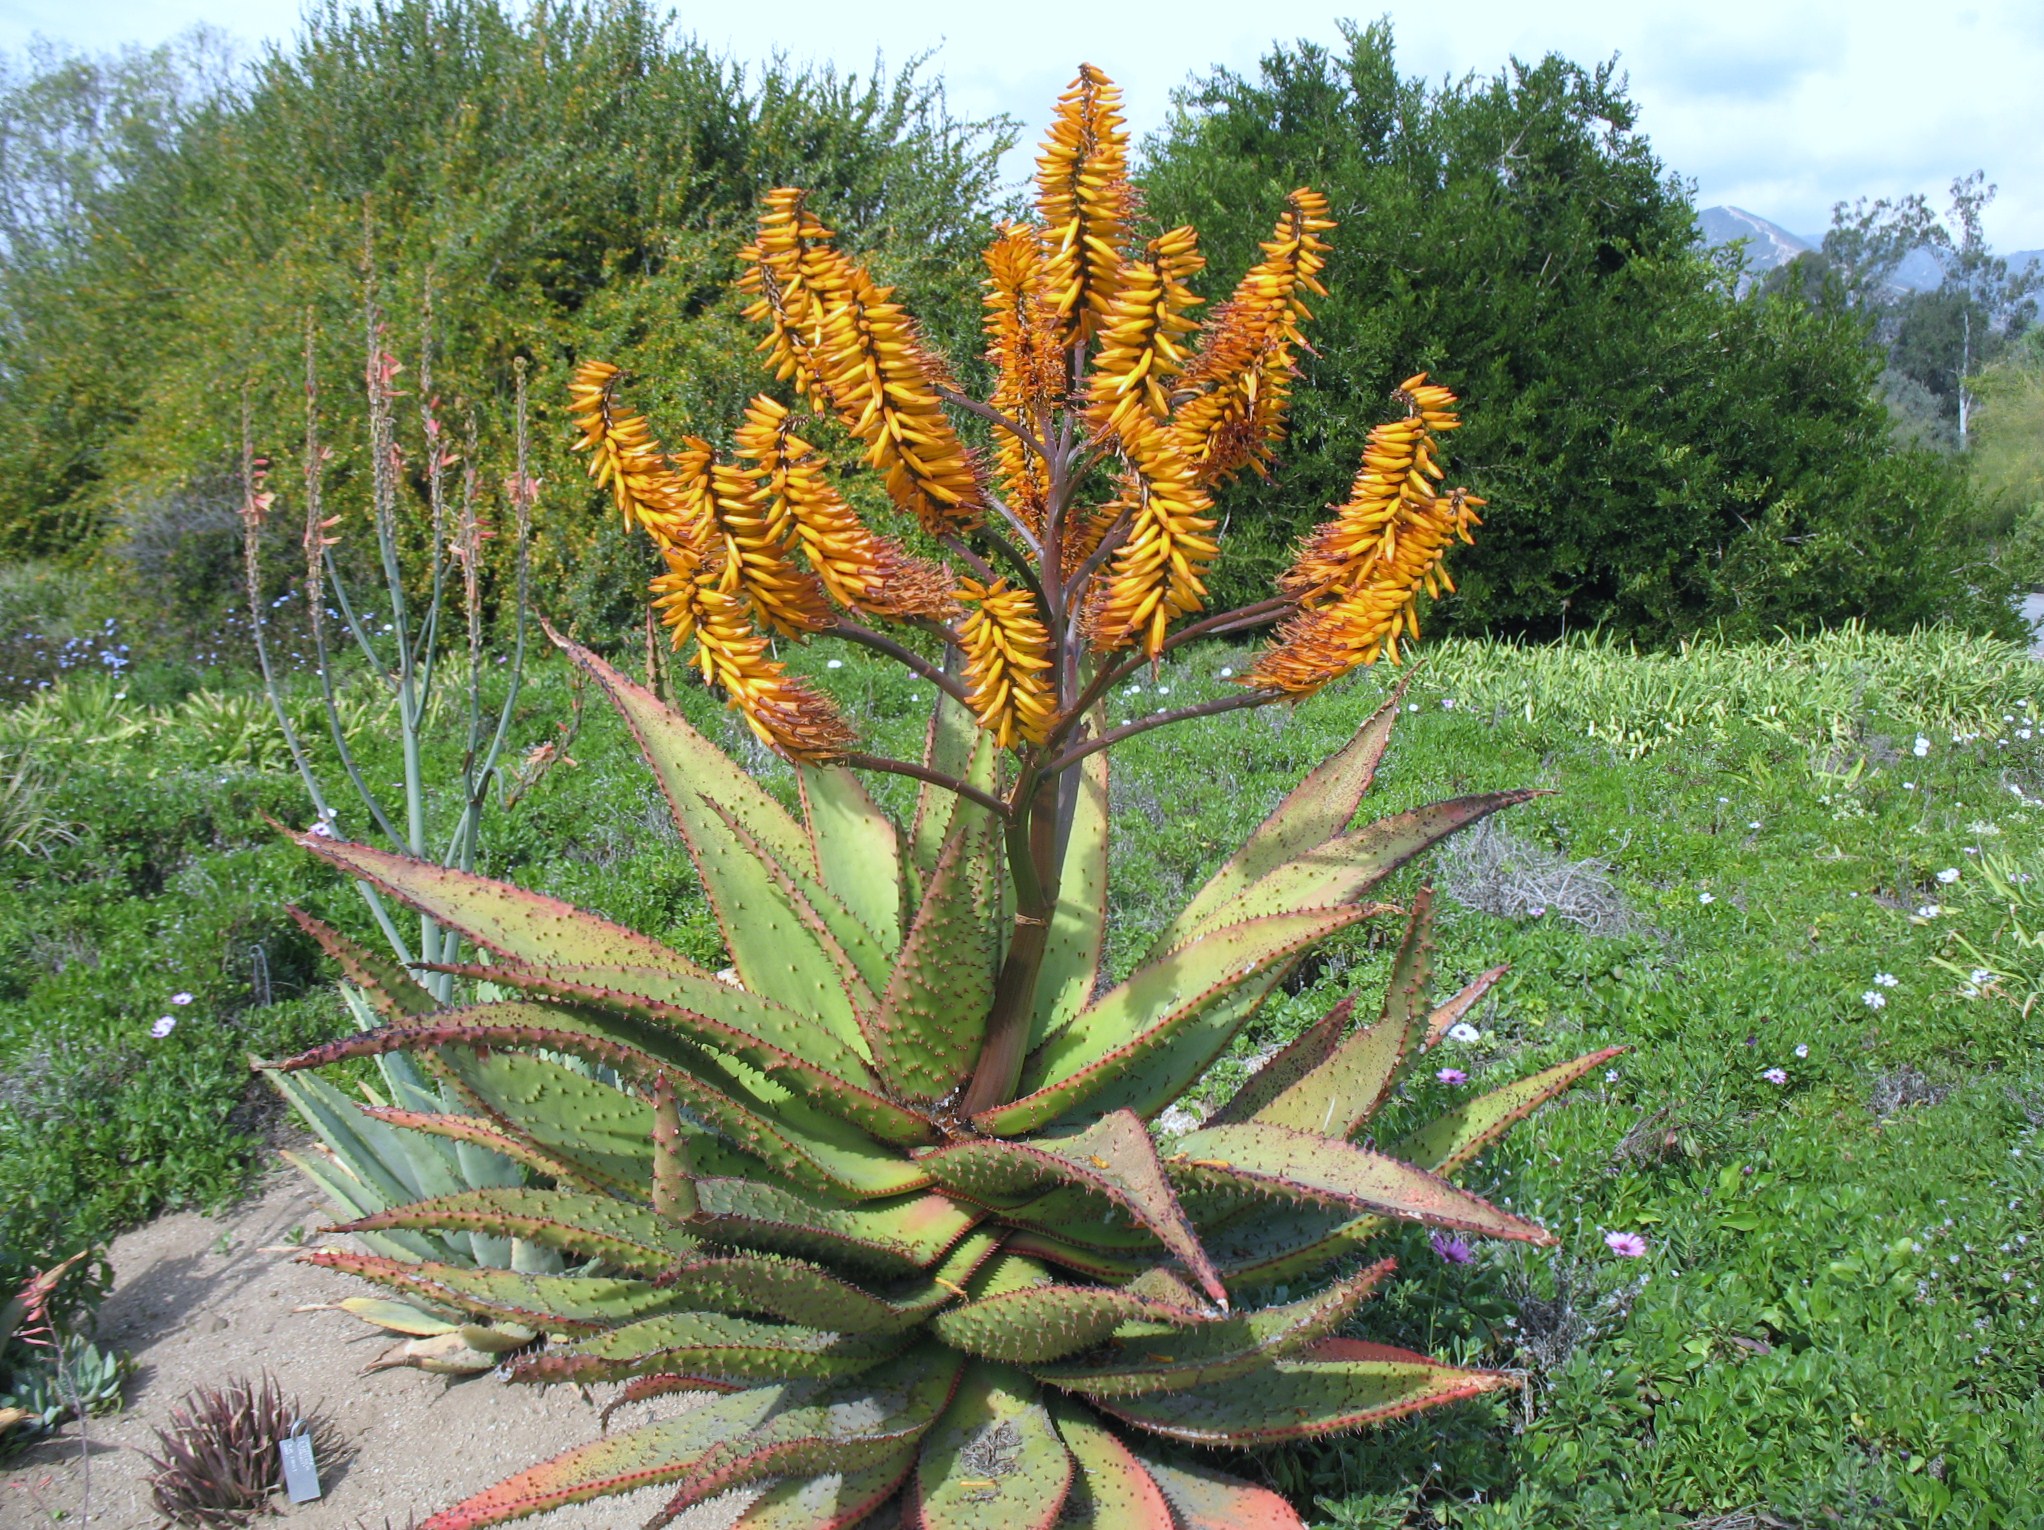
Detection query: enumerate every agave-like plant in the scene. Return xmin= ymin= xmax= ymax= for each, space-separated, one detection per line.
xmin=267 ymin=64 xmax=1618 ymax=1530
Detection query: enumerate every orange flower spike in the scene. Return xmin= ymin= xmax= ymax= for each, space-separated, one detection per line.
xmin=1089 ymin=417 xmax=1219 ymax=655
xmin=1085 ymin=225 xmax=1205 ymax=442
xmin=566 ymin=360 xmax=695 ymax=548
xmin=737 ymin=188 xmax=849 ymax=409
xmin=956 ymin=577 xmax=1058 ymax=749
xmin=982 ymin=224 xmax=1064 ymax=529
xmin=688 ymin=587 xmax=857 ymax=761
xmin=1172 ymin=189 xmax=1336 ymax=484
xmin=1036 ymin=64 xmax=1134 ymax=345
xmin=812 ymin=260 xmax=985 ymax=536
xmin=734 ymin=396 xmax=958 ymax=621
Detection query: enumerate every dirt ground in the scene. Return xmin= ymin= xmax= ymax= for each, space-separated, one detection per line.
xmin=3 ymin=1168 xmax=757 ymax=1529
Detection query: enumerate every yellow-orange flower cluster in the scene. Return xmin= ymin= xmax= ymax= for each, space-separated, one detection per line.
xmin=1088 ymin=417 xmax=1219 ymax=656
xmin=737 ymin=189 xmax=843 ymax=410
xmin=567 ymin=361 xmax=702 ymax=549
xmin=982 ymin=224 xmax=1065 ymax=531
xmin=1247 ymin=376 xmax=1481 ymax=694
xmin=1085 ymin=225 xmax=1205 ymax=442
xmin=956 ymin=577 xmax=1057 ymax=748
xmin=671 ymin=584 xmax=857 ymax=760
xmin=741 ymin=190 xmax=984 ymax=538
xmin=1036 ymin=64 xmax=1134 ymax=346
xmin=734 ymin=396 xmax=956 ymax=622
xmin=1171 ymin=190 xmax=1335 ymax=484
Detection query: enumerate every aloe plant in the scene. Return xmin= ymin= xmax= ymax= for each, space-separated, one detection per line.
xmin=266 ymin=65 xmax=1617 ymax=1529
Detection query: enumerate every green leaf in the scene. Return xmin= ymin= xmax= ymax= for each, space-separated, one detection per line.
xmin=798 ymin=763 xmax=903 ymax=952
xmin=1204 ymin=995 xmax=1354 ymax=1128
xmin=329 ymin=1188 xmax=689 ymax=1275
xmin=1094 ymin=1337 xmax=1510 ymax=1444
xmin=918 ymin=1110 xmax=1225 ymax=1304
xmin=1150 ymin=685 xmax=1404 ymax=956
xmin=1046 ymin=1400 xmax=1175 ymax=1530
xmin=552 ymin=633 xmax=880 ymax=1048
xmin=933 ymin=1273 xmax=1210 ymax=1365
xmin=730 ymin=1444 xmax=919 ymax=1530
xmin=1167 ymin=1122 xmax=1554 ymax=1244
xmin=1030 ymin=1259 xmax=1392 ymax=1396
xmin=691 ymin=1178 xmax=982 ymax=1274
xmin=300 ymin=1249 xmax=683 ymax=1332
xmin=908 ymin=685 xmax=993 ymax=907
xmin=1126 ymin=1447 xmax=1307 ymax=1530
xmin=1029 ymin=741 xmax=1108 ymax=1048
xmin=1251 ymin=887 xmax=1436 ymax=1136
xmin=871 ymin=816 xmax=997 ymax=1101
xmin=437 ymin=1052 xmax=654 ymax=1197
xmin=1393 ymin=1047 xmax=1625 ymax=1176
xmin=985 ymin=908 xmax=1373 ymax=1136
xmin=999 ymin=1230 xmax=1147 ymax=1285
xmin=1164 ymin=792 xmax=1541 ymax=946
xmin=288 ymin=905 xmax=439 ymax=1019
xmin=511 ymin=1309 xmax=905 ymax=1385
xmin=647 ymin=1347 xmax=964 ymax=1530
xmin=910 ymin=1362 xmax=1073 ymax=1530
xmin=431 ymin=960 xmax=933 ymax=1147
xmin=1418 ymin=964 xmax=1509 ymax=1050
xmin=416 ymin=1384 xmax=785 ymax=1530
xmin=291 ymin=832 xmax=701 ymax=978
xmin=649 ymin=1229 xmax=1000 ymax=1336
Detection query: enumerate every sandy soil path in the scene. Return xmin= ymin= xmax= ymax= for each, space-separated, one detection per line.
xmin=3 ymin=1170 xmax=750 ymax=1528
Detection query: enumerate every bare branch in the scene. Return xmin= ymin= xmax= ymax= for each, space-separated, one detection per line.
xmin=841 ymin=753 xmax=1010 ymax=819
xmin=1042 ymin=689 xmax=1281 ymax=776
xmin=832 ymin=620 xmax=973 ymax=708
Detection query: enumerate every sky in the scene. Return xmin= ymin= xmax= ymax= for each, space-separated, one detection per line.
xmin=5 ymin=0 xmax=2042 ymax=253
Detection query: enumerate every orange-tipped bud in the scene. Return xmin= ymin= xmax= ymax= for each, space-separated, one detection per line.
xmin=957 ymin=577 xmax=1058 ymax=748
xmin=1036 ymin=64 xmax=1134 ymax=346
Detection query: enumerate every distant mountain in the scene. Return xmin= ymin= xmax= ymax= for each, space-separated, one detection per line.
xmin=1697 ymin=206 xmax=1816 ymax=284
xmin=1698 ymin=206 xmax=2044 ymax=297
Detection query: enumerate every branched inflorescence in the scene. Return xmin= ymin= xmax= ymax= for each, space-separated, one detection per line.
xmin=277 ymin=66 xmax=1607 ymax=1530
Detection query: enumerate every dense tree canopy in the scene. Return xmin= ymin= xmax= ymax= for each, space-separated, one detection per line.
xmin=1139 ymin=22 xmax=2016 ymax=639
xmin=0 ymin=0 xmax=1012 ymax=630
xmin=0 ymin=8 xmax=2017 ymax=647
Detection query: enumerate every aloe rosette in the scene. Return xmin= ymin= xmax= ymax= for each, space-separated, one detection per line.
xmin=262 ymin=63 xmax=1618 ymax=1530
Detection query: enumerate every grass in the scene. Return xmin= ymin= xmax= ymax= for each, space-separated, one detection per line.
xmin=2 ymin=626 xmax=2042 ymax=1525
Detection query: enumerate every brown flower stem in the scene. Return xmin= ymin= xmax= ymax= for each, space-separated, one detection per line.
xmin=938 ymin=385 xmax=1050 ymax=464
xmin=840 ymin=754 xmax=1010 ymax=820
xmin=831 ymin=621 xmax=974 ymax=708
xmin=1041 ymin=689 xmax=1280 ymax=776
xmin=960 ymin=772 xmax=1058 ymax=1117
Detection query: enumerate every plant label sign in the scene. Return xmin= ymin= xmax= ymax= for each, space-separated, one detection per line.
xmin=279 ymin=1423 xmax=322 ymax=1503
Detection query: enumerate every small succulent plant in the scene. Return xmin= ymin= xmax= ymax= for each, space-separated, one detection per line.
xmin=261 ymin=61 xmax=1618 ymax=1530
xmin=144 ymin=1373 xmax=345 ymax=1527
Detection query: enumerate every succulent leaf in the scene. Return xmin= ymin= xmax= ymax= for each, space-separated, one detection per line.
xmin=425 ymin=960 xmax=931 ymax=1146
xmin=932 ymin=1274 xmax=1210 ymax=1365
xmin=292 ymin=832 xmax=701 ymax=978
xmin=299 ymin=1249 xmax=686 ymax=1332
xmin=1166 ymin=792 xmax=1540 ymax=945
xmin=1094 ymin=1337 xmax=1510 ymax=1444
xmin=919 ymin=1109 xmax=1224 ymax=1303
xmin=690 ymin=1178 xmax=982 ymax=1273
xmin=797 ymin=763 xmax=904 ymax=951
xmin=416 ymin=1384 xmax=787 ymax=1529
xmin=1169 ymin=1123 xmax=1554 ymax=1244
xmin=1046 ymin=1401 xmax=1175 ymax=1529
xmin=1393 ymin=1046 xmax=1626 ymax=1175
xmin=872 ymin=816 xmax=998 ymax=1100
xmin=988 ymin=907 xmax=1375 ymax=1135
xmin=328 ymin=1188 xmax=689 ymax=1274
xmin=729 ymin=1449 xmax=919 ymax=1530
xmin=1251 ymin=888 xmax=1436 ymax=1135
xmin=909 ymin=1362 xmax=1073 ymax=1530
xmin=1128 ymin=1448 xmax=1307 ymax=1529
xmin=287 ymin=905 xmax=439 ymax=1019
xmin=1028 ymin=742 xmax=1109 ymax=1048
xmin=1204 ymin=995 xmax=1353 ymax=1128
xmin=650 ymin=1348 xmax=964 ymax=1530
xmin=1031 ymin=1258 xmax=1392 ymax=1396
xmin=510 ymin=1310 xmax=904 ymax=1386
xmin=1151 ymin=685 xmax=1404 ymax=955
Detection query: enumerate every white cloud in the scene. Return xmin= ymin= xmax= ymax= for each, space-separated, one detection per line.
xmin=8 ymin=0 xmax=2041 ymax=249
